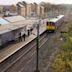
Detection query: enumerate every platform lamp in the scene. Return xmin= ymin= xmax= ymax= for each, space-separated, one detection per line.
xmin=34 ymin=20 xmax=41 ymax=72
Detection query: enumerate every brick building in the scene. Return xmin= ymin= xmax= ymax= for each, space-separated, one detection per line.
xmin=17 ymin=1 xmax=44 ymax=17
xmin=0 ymin=5 xmax=3 ymax=13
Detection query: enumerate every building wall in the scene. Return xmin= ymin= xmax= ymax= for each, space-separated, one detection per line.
xmin=17 ymin=4 xmax=26 ymax=16
xmin=0 ymin=5 xmax=3 ymax=13
xmin=17 ymin=6 xmax=21 ymax=15
xmin=26 ymin=4 xmax=32 ymax=16
xmin=40 ymin=6 xmax=44 ymax=14
xmin=17 ymin=2 xmax=44 ymax=16
xmin=37 ymin=5 xmax=41 ymax=15
xmin=32 ymin=3 xmax=38 ymax=14
xmin=21 ymin=6 xmax=26 ymax=16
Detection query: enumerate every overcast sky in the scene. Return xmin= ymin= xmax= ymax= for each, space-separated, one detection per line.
xmin=0 ymin=0 xmax=72 ymax=5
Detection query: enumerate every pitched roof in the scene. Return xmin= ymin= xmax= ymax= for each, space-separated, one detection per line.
xmin=4 ymin=15 xmax=25 ymax=23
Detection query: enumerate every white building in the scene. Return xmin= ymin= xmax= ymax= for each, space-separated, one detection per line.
xmin=0 ymin=15 xmax=39 ymax=46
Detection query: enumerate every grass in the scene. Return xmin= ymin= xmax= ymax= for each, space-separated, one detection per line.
xmin=51 ymin=20 xmax=72 ymax=72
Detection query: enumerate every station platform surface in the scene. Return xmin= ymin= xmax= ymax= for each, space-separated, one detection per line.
xmin=0 ymin=24 xmax=46 ymax=63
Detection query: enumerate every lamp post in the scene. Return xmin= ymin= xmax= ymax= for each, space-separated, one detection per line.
xmin=34 ymin=22 xmax=40 ymax=72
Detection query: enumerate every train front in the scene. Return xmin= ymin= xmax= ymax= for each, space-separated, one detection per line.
xmin=46 ymin=22 xmax=56 ymax=33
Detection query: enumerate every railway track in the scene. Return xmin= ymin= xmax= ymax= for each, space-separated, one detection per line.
xmin=18 ymin=38 xmax=48 ymax=72
xmin=0 ymin=32 xmax=49 ymax=72
xmin=19 ymin=22 xmax=67 ymax=72
xmin=19 ymin=31 xmax=59 ymax=72
xmin=0 ymin=21 xmax=64 ymax=72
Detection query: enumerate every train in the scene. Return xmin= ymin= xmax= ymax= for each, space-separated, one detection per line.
xmin=46 ymin=15 xmax=64 ymax=32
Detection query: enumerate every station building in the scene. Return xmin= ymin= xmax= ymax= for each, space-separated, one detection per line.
xmin=0 ymin=15 xmax=39 ymax=46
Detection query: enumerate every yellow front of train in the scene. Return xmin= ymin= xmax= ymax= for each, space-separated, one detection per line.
xmin=46 ymin=22 xmax=56 ymax=32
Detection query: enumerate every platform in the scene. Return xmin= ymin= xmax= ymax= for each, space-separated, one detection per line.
xmin=0 ymin=24 xmax=46 ymax=63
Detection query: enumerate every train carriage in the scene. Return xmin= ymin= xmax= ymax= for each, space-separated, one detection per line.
xmin=46 ymin=15 xmax=64 ymax=32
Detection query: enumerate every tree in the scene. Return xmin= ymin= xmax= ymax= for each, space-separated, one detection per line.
xmin=51 ymin=35 xmax=72 ymax=72
xmin=11 ymin=5 xmax=16 ymax=12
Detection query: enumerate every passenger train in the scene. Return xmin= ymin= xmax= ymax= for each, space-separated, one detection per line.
xmin=46 ymin=15 xmax=64 ymax=32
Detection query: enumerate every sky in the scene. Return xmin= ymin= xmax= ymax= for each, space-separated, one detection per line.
xmin=0 ymin=0 xmax=72 ymax=5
